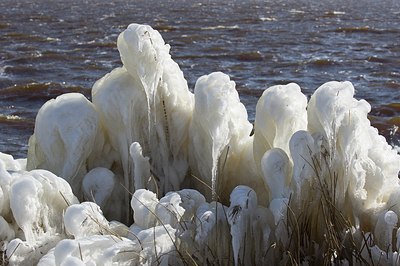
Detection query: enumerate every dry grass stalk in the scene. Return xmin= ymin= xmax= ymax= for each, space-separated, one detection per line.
xmin=283 ymin=144 xmax=375 ymax=265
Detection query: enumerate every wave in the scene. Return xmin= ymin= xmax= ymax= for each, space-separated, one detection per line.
xmin=0 ymin=114 xmax=33 ymax=130
xmin=369 ymin=103 xmax=400 ymax=147
xmin=0 ymin=82 xmax=90 ymax=101
xmin=76 ymin=40 xmax=116 ymax=48
xmin=0 ymin=22 xmax=10 ymax=29
xmin=3 ymin=32 xmax=59 ymax=43
xmin=0 ymin=114 xmax=33 ymax=128
xmin=0 ymin=114 xmax=23 ymax=121
xmin=323 ymin=11 xmax=346 ymax=17
xmin=3 ymin=65 xmax=43 ymax=75
xmin=366 ymin=56 xmax=396 ymax=64
xmin=236 ymin=51 xmax=263 ymax=61
xmin=371 ymin=103 xmax=400 ymax=117
xmin=45 ymin=37 xmax=60 ymax=42
xmin=306 ymin=58 xmax=338 ymax=67
xmin=175 ymin=51 xmax=264 ymax=62
xmin=332 ymin=26 xmax=398 ymax=34
xmin=384 ymin=81 xmax=400 ymax=89
xmin=259 ymin=17 xmax=277 ymax=22
xmin=200 ymin=25 xmax=239 ymax=30
xmin=289 ymin=9 xmax=305 ymax=14
xmin=153 ymin=24 xmax=177 ymax=32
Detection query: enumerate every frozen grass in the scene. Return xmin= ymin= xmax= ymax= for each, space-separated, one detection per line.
xmin=0 ymin=144 xmax=388 ymax=265
xmin=1 ymin=251 xmax=7 ymax=266
xmin=283 ymin=146 xmax=366 ymax=265
xmin=0 ymin=147 xmax=396 ymax=265
xmin=126 ymin=144 xmax=384 ymax=265
xmin=103 ymin=144 xmax=380 ymax=265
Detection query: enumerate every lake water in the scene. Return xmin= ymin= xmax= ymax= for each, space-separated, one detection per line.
xmin=1 ymin=0 xmax=399 ymax=158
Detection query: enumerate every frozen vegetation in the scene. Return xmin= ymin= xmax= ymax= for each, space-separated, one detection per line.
xmin=1 ymin=23 xmax=400 ymax=265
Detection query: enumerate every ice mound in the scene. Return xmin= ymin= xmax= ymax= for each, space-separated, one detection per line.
xmin=27 ymin=93 xmax=99 ymax=194
xmin=0 ymin=157 xmax=78 ymax=265
xmin=1 ymin=23 xmax=399 ymax=265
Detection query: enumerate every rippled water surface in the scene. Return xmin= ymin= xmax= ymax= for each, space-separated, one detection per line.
xmin=1 ymin=0 xmax=399 ymax=158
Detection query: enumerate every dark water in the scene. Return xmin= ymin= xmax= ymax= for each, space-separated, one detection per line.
xmin=1 ymin=0 xmax=399 ymax=158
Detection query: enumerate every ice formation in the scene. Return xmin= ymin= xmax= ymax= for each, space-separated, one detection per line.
xmin=1 ymin=23 xmax=400 ymax=265
xmin=27 ymin=93 xmax=99 ymax=197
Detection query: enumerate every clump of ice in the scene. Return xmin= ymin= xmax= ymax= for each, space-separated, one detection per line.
xmin=64 ymin=202 xmax=109 ymax=238
xmin=0 ymin=155 xmax=79 ymax=265
xmin=40 ymin=235 xmax=139 ymax=265
xmin=253 ymin=83 xmax=307 ymax=170
xmin=228 ymin=186 xmax=258 ymax=265
xmin=27 ymin=93 xmax=99 ymax=184
xmin=1 ymin=23 xmax=399 ymax=265
xmin=189 ymin=72 xmax=253 ymax=201
xmin=82 ymin=167 xmax=115 ymax=210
